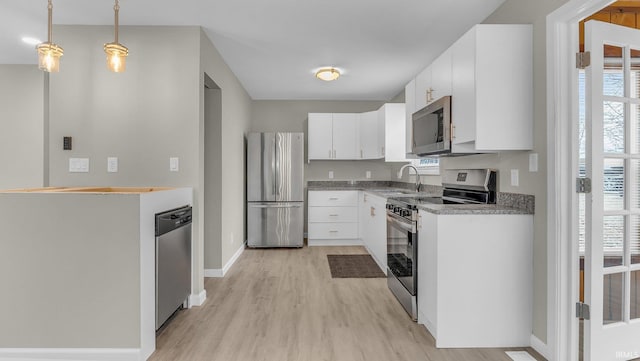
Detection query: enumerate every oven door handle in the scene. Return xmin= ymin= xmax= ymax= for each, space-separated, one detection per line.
xmin=386 ymin=213 xmax=416 ymax=233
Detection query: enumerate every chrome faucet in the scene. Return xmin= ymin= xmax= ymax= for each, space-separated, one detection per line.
xmin=398 ymin=164 xmax=422 ymax=192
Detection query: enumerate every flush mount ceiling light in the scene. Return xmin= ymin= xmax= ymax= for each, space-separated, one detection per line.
xmin=104 ymin=0 xmax=128 ymax=73
xmin=36 ymin=0 xmax=63 ymax=73
xmin=315 ymin=67 xmax=340 ymax=81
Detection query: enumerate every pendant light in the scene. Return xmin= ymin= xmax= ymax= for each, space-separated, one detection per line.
xmin=104 ymin=0 xmax=128 ymax=72
xmin=36 ymin=0 xmax=63 ymax=73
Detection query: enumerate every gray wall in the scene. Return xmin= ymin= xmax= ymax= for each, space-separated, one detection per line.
xmin=0 ymin=193 xmax=140 ymax=348
xmin=0 ymin=65 xmax=45 ymax=189
xmin=199 ymin=29 xmax=253 ymax=269
xmin=49 ymin=26 xmax=200 ymax=188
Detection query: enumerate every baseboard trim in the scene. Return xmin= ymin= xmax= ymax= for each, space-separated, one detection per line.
xmin=308 ymin=239 xmax=363 ymax=247
xmin=189 ymin=289 xmax=207 ymax=307
xmin=0 ymin=348 xmax=140 ymax=361
xmin=530 ymin=334 xmax=550 ymax=360
xmin=204 ymin=243 xmax=245 ymax=278
xmin=222 ymin=244 xmax=245 ymax=275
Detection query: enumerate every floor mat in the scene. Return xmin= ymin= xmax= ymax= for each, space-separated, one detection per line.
xmin=327 ymin=254 xmax=386 ymax=278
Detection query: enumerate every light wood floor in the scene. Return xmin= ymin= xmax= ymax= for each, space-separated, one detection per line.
xmin=149 ymin=246 xmax=546 ymax=361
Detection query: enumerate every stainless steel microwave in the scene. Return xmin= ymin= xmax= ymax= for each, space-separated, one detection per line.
xmin=412 ymin=95 xmax=451 ymax=156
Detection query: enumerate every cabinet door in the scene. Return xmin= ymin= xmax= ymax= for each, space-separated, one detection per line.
xmin=331 ymin=113 xmax=359 ymax=159
xmin=377 ymin=108 xmax=386 ymax=157
xmin=308 ymin=113 xmax=333 ymax=159
xmin=430 ymin=47 xmax=452 ymax=103
xmin=451 ymin=27 xmax=477 ymax=145
xmin=383 ymin=103 xmax=408 ymax=162
xmin=359 ymin=111 xmax=380 ymax=159
xmin=414 ymin=66 xmax=431 ymax=111
xmin=369 ymin=195 xmax=387 ymax=273
xmin=405 ymin=79 xmax=416 ymax=155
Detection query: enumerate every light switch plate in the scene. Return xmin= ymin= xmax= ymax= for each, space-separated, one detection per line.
xmin=366 ymin=171 xmax=371 ymax=179
xmin=107 ymin=157 xmax=118 ymax=173
xmin=69 ymin=158 xmax=89 ymax=173
xmin=511 ymin=169 xmax=519 ymax=187
xmin=529 ymin=153 xmax=538 ymax=172
xmin=328 ymin=171 xmax=334 ymax=179
xmin=170 ymin=157 xmax=179 ymax=172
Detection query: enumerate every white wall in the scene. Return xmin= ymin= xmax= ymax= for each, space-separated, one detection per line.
xmin=0 ymin=65 xmax=44 ymax=190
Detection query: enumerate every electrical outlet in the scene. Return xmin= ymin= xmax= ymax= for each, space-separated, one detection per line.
xmin=328 ymin=171 xmax=334 ymax=179
xmin=511 ymin=169 xmax=519 ymax=187
xmin=366 ymin=171 xmax=371 ymax=179
xmin=69 ymin=158 xmax=89 ymax=173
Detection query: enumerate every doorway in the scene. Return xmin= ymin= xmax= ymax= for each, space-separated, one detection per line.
xmin=548 ymin=1 xmax=640 ymax=360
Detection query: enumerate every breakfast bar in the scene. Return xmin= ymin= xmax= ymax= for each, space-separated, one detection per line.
xmin=0 ymin=187 xmax=192 ymax=361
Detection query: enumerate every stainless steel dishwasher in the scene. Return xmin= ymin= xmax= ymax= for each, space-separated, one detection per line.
xmin=155 ymin=206 xmax=192 ymax=330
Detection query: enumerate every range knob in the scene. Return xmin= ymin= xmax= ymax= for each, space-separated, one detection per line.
xmin=386 ymin=204 xmax=393 ymax=210
xmin=402 ymin=209 xmax=412 ymax=217
xmin=393 ymin=207 xmax=401 ymax=213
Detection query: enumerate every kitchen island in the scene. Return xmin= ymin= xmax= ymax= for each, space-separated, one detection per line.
xmin=0 ymin=187 xmax=193 ymax=361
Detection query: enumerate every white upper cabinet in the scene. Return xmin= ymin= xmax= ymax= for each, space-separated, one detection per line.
xmin=308 ymin=113 xmax=359 ymax=160
xmin=450 ymin=24 xmax=533 ymax=153
xmin=415 ymin=48 xmax=452 ymax=111
xmin=381 ymin=103 xmax=410 ymax=162
xmin=359 ymin=111 xmax=382 ymax=159
xmin=308 ymin=113 xmax=333 ymax=159
xmin=403 ymin=24 xmax=533 ymax=155
xmin=308 ymin=103 xmax=406 ymax=161
xmin=332 ymin=113 xmax=359 ymax=159
xmin=430 ymin=47 xmax=452 ymax=104
xmin=414 ymin=66 xmax=431 ymax=111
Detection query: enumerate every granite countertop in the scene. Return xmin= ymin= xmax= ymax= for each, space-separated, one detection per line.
xmin=306 ymin=180 xmax=535 ymax=215
xmin=414 ymin=203 xmax=532 ymax=215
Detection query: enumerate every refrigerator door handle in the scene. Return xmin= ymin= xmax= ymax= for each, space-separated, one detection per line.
xmin=249 ymin=204 xmax=303 ymax=209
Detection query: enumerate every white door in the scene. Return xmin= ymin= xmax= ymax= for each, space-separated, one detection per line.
xmin=584 ymin=20 xmax=640 ymax=361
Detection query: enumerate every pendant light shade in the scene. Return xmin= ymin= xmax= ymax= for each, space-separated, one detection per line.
xmin=36 ymin=0 xmax=63 ymax=73
xmin=104 ymin=0 xmax=128 ymax=72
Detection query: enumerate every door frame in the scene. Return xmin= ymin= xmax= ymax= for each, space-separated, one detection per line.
xmin=546 ymin=1 xmax=615 ymax=360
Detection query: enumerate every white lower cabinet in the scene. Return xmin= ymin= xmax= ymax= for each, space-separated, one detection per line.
xmin=358 ymin=192 xmax=387 ymax=273
xmin=308 ymin=190 xmax=360 ymax=246
xmin=417 ymin=210 xmax=533 ymax=348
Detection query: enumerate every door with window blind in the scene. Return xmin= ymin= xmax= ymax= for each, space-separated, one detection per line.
xmin=583 ymin=20 xmax=640 ymax=361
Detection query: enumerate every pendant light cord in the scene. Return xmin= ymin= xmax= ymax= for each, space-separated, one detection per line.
xmin=47 ymin=0 xmax=53 ymax=44
xmin=114 ymin=0 xmax=119 ymax=44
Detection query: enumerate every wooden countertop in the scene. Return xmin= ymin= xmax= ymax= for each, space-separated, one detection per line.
xmin=0 ymin=187 xmax=176 ymax=194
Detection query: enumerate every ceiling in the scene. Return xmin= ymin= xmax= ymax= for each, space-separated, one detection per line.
xmin=0 ymin=0 xmax=506 ymax=100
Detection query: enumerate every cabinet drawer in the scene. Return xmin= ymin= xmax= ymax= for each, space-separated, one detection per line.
xmin=308 ymin=207 xmax=358 ymax=223
xmin=308 ymin=191 xmax=358 ymax=206
xmin=308 ymin=223 xmax=358 ymax=239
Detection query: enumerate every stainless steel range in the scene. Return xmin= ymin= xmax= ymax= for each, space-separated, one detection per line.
xmin=385 ymin=168 xmax=497 ymax=320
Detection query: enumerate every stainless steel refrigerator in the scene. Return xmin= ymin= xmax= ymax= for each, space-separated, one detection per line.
xmin=247 ymin=132 xmax=304 ymax=247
